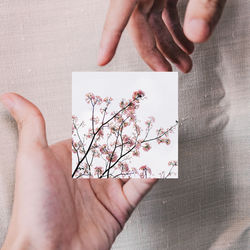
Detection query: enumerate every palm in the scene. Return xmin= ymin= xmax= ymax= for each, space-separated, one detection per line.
xmin=50 ymin=140 xmax=134 ymax=249
xmin=14 ymin=139 xmax=154 ymax=250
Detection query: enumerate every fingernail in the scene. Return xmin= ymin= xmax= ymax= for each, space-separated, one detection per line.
xmin=0 ymin=94 xmax=15 ymax=111
xmin=186 ymin=19 xmax=210 ymax=43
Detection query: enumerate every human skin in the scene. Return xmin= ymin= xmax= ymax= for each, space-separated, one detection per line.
xmin=98 ymin=0 xmax=227 ymax=73
xmin=0 ymin=93 xmax=157 ymax=250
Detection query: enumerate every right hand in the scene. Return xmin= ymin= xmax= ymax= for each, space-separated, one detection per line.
xmin=98 ymin=0 xmax=227 ymax=73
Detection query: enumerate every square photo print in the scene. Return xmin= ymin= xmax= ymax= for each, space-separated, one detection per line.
xmin=72 ymin=72 xmax=178 ymax=179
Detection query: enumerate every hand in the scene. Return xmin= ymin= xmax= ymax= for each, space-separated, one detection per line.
xmin=98 ymin=0 xmax=227 ymax=72
xmin=0 ymin=93 xmax=157 ymax=250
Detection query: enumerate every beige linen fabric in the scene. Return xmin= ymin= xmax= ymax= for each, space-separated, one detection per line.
xmin=0 ymin=0 xmax=249 ymax=249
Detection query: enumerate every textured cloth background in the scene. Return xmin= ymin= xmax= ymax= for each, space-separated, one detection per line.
xmin=0 ymin=0 xmax=249 ymax=249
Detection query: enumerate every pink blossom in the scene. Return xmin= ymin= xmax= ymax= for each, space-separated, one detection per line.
xmin=135 ymin=141 xmax=142 ymax=149
xmin=85 ymin=93 xmax=102 ymax=105
xmin=86 ymin=128 xmax=93 ymax=138
xmin=72 ymin=115 xmax=78 ymax=122
xmin=100 ymin=144 xmax=108 ymax=154
xmin=145 ymin=116 xmax=155 ymax=128
xmin=168 ymin=160 xmax=177 ymax=166
xmin=132 ymin=90 xmax=145 ymax=101
xmin=85 ymin=92 xmax=94 ymax=103
xmin=94 ymin=166 xmax=103 ymax=176
xmin=128 ymin=113 xmax=136 ymax=122
xmin=142 ymin=143 xmax=151 ymax=152
xmin=119 ymin=99 xmax=126 ymax=108
xmin=123 ymin=122 xmax=129 ymax=127
xmin=165 ymin=138 xmax=171 ymax=145
xmin=91 ymin=116 xmax=100 ymax=125
xmin=157 ymin=128 xmax=165 ymax=135
xmin=123 ymin=135 xmax=134 ymax=147
xmin=131 ymin=167 xmax=138 ymax=175
xmin=118 ymin=162 xmax=129 ymax=173
xmin=139 ymin=165 xmax=152 ymax=175
xmin=157 ymin=138 xmax=165 ymax=144
xmin=106 ymin=153 xmax=118 ymax=162
xmin=95 ymin=96 xmax=103 ymax=105
xmin=103 ymin=97 xmax=113 ymax=104
xmin=145 ymin=120 xmax=151 ymax=126
xmin=110 ymin=126 xmax=117 ymax=134
xmin=100 ymin=108 xmax=107 ymax=114
xmin=132 ymin=150 xmax=140 ymax=157
xmin=97 ymin=129 xmax=104 ymax=138
xmin=134 ymin=124 xmax=141 ymax=134
xmin=127 ymin=101 xmax=138 ymax=112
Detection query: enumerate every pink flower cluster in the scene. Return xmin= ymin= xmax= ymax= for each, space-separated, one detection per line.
xmin=106 ymin=153 xmax=118 ymax=163
xmin=168 ymin=160 xmax=178 ymax=166
xmin=94 ymin=166 xmax=103 ymax=176
xmin=139 ymin=165 xmax=152 ymax=178
xmin=118 ymin=162 xmax=129 ymax=173
xmin=142 ymin=143 xmax=151 ymax=152
xmin=145 ymin=116 xmax=155 ymax=127
xmin=85 ymin=93 xmax=102 ymax=105
xmin=157 ymin=138 xmax=171 ymax=145
xmin=122 ymin=135 xmax=134 ymax=147
xmin=132 ymin=90 xmax=145 ymax=101
xmin=86 ymin=93 xmax=113 ymax=106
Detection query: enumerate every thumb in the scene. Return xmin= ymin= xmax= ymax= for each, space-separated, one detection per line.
xmin=0 ymin=93 xmax=48 ymax=150
xmin=183 ymin=0 xmax=227 ymax=43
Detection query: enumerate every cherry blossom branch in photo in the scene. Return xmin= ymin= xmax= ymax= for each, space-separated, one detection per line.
xmin=72 ymin=90 xmax=178 ymax=179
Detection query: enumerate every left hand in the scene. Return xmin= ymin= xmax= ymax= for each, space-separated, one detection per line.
xmin=1 ymin=93 xmax=157 ymax=250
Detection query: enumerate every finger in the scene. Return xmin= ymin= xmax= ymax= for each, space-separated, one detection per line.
xmin=162 ymin=0 xmax=194 ymax=54
xmin=148 ymin=8 xmax=192 ymax=73
xmin=128 ymin=6 xmax=172 ymax=71
xmin=98 ymin=0 xmax=137 ymax=66
xmin=184 ymin=0 xmax=227 ymax=43
xmin=123 ymin=179 xmax=158 ymax=208
xmin=0 ymin=93 xmax=47 ymax=150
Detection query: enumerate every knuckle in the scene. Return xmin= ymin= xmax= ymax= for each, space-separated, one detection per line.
xmin=148 ymin=11 xmax=162 ymax=26
xmin=26 ymin=110 xmax=45 ymax=129
xmin=141 ymin=44 xmax=158 ymax=58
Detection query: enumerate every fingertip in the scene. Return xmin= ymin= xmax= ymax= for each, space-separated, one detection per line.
xmin=186 ymin=42 xmax=195 ymax=55
xmin=181 ymin=56 xmax=193 ymax=73
xmin=0 ymin=92 xmax=18 ymax=112
xmin=1 ymin=92 xmax=44 ymax=126
xmin=173 ymin=53 xmax=192 ymax=73
xmin=97 ymin=49 xmax=109 ymax=66
xmin=97 ymin=43 xmax=116 ymax=66
xmin=184 ymin=19 xmax=211 ymax=43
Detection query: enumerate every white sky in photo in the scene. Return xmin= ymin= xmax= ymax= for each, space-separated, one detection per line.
xmin=72 ymin=72 xmax=178 ymax=178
